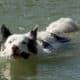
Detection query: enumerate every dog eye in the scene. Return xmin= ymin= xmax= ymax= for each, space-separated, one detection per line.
xmin=8 ymin=38 xmax=16 ymax=43
xmin=9 ymin=41 xmax=12 ymax=43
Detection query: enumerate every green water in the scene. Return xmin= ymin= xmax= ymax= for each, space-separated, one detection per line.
xmin=0 ymin=0 xmax=80 ymax=80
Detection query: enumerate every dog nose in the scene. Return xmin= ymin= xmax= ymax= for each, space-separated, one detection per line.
xmin=12 ymin=45 xmax=19 ymax=51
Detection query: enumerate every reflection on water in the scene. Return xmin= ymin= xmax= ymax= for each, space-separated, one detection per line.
xmin=0 ymin=61 xmax=11 ymax=80
xmin=0 ymin=56 xmax=80 ymax=80
xmin=0 ymin=58 xmax=38 ymax=80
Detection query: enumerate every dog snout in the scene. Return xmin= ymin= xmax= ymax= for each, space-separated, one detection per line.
xmin=12 ymin=45 xmax=19 ymax=51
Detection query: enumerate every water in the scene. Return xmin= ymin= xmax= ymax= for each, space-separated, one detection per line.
xmin=0 ymin=0 xmax=80 ymax=80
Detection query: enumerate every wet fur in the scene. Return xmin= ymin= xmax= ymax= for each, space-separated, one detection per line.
xmin=0 ymin=17 xmax=78 ymax=59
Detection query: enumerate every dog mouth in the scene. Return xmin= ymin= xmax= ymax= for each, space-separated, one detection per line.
xmin=12 ymin=51 xmax=30 ymax=59
xmin=20 ymin=52 xmax=30 ymax=59
xmin=12 ymin=45 xmax=30 ymax=59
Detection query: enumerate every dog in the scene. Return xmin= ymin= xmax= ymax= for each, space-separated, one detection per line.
xmin=0 ymin=17 xmax=78 ymax=59
xmin=0 ymin=25 xmax=70 ymax=59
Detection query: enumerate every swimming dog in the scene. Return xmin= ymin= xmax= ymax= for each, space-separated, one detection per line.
xmin=0 ymin=18 xmax=78 ymax=59
xmin=0 ymin=25 xmax=70 ymax=59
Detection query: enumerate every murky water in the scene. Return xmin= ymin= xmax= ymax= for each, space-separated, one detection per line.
xmin=0 ymin=0 xmax=80 ymax=80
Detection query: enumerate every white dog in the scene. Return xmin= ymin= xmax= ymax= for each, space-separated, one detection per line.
xmin=0 ymin=17 xmax=78 ymax=59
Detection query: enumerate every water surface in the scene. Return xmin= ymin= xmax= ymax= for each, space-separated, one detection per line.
xmin=0 ymin=0 xmax=80 ymax=80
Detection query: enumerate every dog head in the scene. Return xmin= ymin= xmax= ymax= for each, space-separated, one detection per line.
xmin=0 ymin=24 xmax=38 ymax=59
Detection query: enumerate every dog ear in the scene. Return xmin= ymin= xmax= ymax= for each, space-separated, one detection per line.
xmin=30 ymin=26 xmax=38 ymax=40
xmin=1 ymin=24 xmax=12 ymax=41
